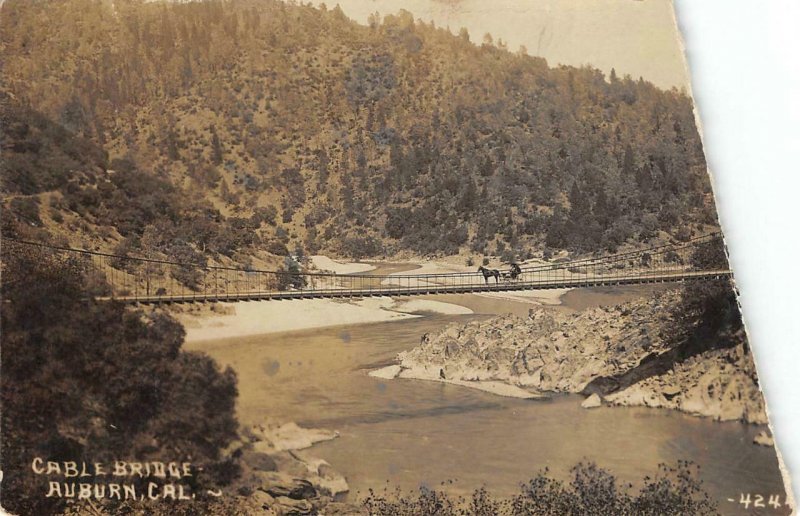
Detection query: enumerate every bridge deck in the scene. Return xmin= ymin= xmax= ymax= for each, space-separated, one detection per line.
xmin=107 ymin=269 xmax=732 ymax=304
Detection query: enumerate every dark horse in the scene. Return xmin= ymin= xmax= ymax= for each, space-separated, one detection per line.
xmin=478 ymin=266 xmax=500 ymax=284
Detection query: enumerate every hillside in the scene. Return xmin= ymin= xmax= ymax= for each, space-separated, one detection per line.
xmin=1 ymin=0 xmax=717 ymax=267
xmin=1 ymin=95 xmax=288 ymax=271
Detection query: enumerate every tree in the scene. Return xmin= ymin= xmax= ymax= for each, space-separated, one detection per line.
xmin=211 ymin=126 xmax=223 ymax=165
xmin=277 ymin=255 xmax=306 ymax=290
xmin=662 ymin=237 xmax=742 ymax=356
xmin=294 ymin=243 xmax=305 ymax=264
xmin=1 ymin=0 xmax=714 ymax=257
xmin=367 ymin=11 xmax=381 ymax=29
xmin=594 ymin=188 xmax=610 ymax=227
xmin=622 ymin=144 xmax=636 ymax=178
xmin=0 ymin=245 xmax=239 ymax=515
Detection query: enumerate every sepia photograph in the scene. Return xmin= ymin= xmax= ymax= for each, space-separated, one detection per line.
xmin=0 ymin=0 xmax=795 ymax=514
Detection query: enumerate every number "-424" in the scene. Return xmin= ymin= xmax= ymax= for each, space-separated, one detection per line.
xmin=729 ymin=493 xmax=783 ymax=509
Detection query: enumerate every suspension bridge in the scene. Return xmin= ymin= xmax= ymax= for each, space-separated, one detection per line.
xmin=2 ymin=233 xmax=731 ymax=304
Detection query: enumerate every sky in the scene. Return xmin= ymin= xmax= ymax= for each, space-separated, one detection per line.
xmin=319 ymin=0 xmax=690 ymax=91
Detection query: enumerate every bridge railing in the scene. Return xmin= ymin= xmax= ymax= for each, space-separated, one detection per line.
xmin=1 ymin=232 xmax=727 ymax=302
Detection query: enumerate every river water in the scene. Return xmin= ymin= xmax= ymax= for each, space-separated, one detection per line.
xmin=192 ymin=287 xmax=789 ymax=515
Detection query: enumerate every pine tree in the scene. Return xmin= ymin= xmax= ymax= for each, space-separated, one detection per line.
xmin=622 ymin=144 xmax=635 ymax=178
xmin=211 ymin=127 xmax=223 ymax=165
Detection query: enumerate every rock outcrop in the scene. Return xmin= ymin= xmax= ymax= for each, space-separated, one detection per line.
xmin=392 ymin=290 xmax=768 ymax=425
xmin=606 ymin=340 xmax=767 ymax=424
xmin=754 ymin=430 xmax=775 ymax=447
xmin=399 ymin=292 xmax=677 ymax=394
xmin=221 ymin=421 xmax=360 ymax=515
xmin=581 ymin=393 xmax=603 ymax=409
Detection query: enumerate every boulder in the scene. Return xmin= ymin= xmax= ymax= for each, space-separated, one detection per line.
xmin=273 ymin=496 xmax=314 ymax=515
xmin=581 ymin=393 xmax=603 ymax=409
xmin=242 ymin=450 xmax=278 ymax=472
xmin=270 ymin=452 xmax=310 ymax=477
xmin=265 ymin=478 xmax=317 ymax=500
xmin=662 ymin=384 xmax=682 ymax=398
xmin=754 ymin=430 xmax=775 ymax=447
xmin=368 ymin=365 xmax=401 ymax=379
xmin=252 ymin=490 xmax=276 ymax=509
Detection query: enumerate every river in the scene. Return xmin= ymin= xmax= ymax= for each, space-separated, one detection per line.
xmin=190 ymin=286 xmax=789 ymax=515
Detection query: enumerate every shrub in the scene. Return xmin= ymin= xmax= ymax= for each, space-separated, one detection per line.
xmin=252 ymin=205 xmax=278 ymax=226
xmin=665 ymin=250 xmax=683 ymax=264
xmin=9 ymin=196 xmax=42 ymax=226
xmin=266 ymin=239 xmax=289 ymax=256
xmin=362 ymin=461 xmax=716 ymax=516
xmin=690 ymin=235 xmax=728 ymax=270
xmin=341 ymin=235 xmax=383 ymax=259
xmin=674 ymin=225 xmax=693 ymax=242
xmin=276 ymin=256 xmax=306 ymax=290
xmin=500 ymin=248 xmax=515 ymax=264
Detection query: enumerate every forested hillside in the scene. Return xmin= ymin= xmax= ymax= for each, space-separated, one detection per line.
xmin=1 ymin=97 xmax=285 ymax=269
xmin=1 ymin=0 xmax=717 ymax=264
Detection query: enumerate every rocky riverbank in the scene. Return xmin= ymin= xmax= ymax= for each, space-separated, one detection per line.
xmin=376 ymin=289 xmax=768 ymax=426
xmin=219 ymin=421 xmax=362 ymax=515
xmin=605 ymin=335 xmax=768 ymax=425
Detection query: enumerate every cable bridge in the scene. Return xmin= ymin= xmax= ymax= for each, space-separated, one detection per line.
xmin=3 ymin=233 xmax=731 ymax=304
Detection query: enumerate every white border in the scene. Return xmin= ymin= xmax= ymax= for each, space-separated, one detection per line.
xmin=674 ymin=0 xmax=800 ymax=505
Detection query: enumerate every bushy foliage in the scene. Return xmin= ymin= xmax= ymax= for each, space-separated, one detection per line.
xmin=1 ymin=97 xmax=267 ymax=283
xmin=341 ymin=234 xmax=384 ymax=259
xmin=1 ymin=0 xmax=716 ymax=257
xmin=0 ymin=244 xmax=240 ymax=515
xmin=276 ymin=255 xmax=307 ymax=290
xmin=362 ymin=461 xmax=717 ymax=515
xmin=689 ymin=234 xmax=729 ymax=270
xmin=8 ymin=196 xmax=42 ymax=226
xmin=0 ymin=94 xmax=108 ymax=196
xmin=664 ymin=235 xmax=742 ymax=354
